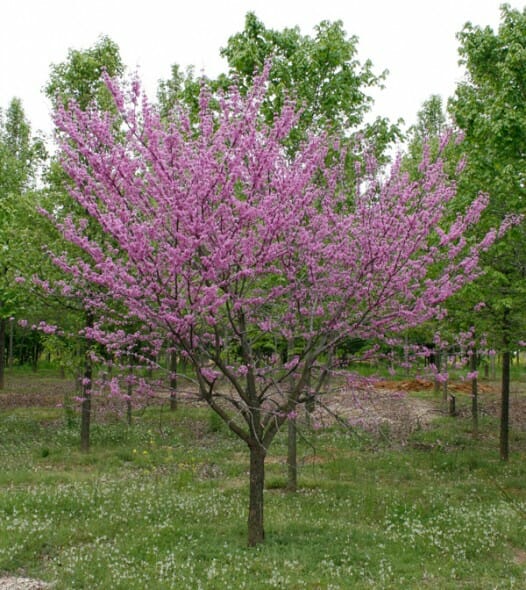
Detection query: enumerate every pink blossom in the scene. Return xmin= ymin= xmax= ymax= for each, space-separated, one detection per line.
xmin=284 ymin=356 xmax=299 ymax=371
xmin=200 ymin=367 xmax=220 ymax=382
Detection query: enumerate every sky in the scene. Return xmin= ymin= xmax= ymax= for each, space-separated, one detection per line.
xmin=1 ymin=0 xmax=523 ymax=139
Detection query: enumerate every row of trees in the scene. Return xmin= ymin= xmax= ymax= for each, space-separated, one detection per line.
xmin=1 ymin=7 xmax=525 ymax=544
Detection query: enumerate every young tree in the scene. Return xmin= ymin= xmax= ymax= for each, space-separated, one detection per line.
xmin=50 ymin=68 xmax=495 ymax=545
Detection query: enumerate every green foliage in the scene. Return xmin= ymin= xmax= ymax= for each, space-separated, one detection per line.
xmin=157 ymin=13 xmax=401 ymax=159
xmin=448 ymin=4 xmax=526 ymax=349
xmin=0 ymin=97 xmax=49 ymax=387
xmin=45 ymin=35 xmax=124 ymax=111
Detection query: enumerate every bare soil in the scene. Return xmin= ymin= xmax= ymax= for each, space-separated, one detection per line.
xmin=0 ymin=578 xmax=51 ymax=590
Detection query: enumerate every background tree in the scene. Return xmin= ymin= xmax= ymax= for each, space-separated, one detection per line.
xmin=158 ymin=12 xmax=401 ymax=158
xmin=449 ymin=4 xmax=526 ymax=460
xmin=50 ymin=68 xmax=495 ymax=545
xmin=0 ymin=98 xmax=44 ymax=388
xmin=46 ymin=35 xmax=124 ymax=112
xmin=42 ymin=35 xmax=125 ymax=450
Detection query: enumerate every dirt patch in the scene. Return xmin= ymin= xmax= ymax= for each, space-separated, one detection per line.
xmin=0 ymin=577 xmax=52 ymax=590
xmin=311 ymin=385 xmax=443 ymax=445
xmin=0 ymin=376 xmax=74 ymax=410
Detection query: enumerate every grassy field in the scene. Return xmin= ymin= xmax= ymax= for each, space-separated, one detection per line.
xmin=0 ymin=371 xmax=525 ymax=589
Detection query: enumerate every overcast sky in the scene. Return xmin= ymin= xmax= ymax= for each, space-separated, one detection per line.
xmin=1 ymin=0 xmax=522 ymax=138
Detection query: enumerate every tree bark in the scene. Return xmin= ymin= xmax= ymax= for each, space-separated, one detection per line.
xmin=287 ymin=417 xmax=297 ymax=492
xmin=8 ymin=317 xmax=13 ymax=369
xmin=126 ymin=363 xmax=133 ymax=426
xmin=471 ymin=351 xmax=478 ymax=438
xmin=169 ymin=349 xmax=177 ymax=411
xmin=500 ymin=349 xmax=511 ymax=462
xmin=247 ymin=441 xmax=266 ymax=546
xmin=490 ymin=354 xmax=496 ymax=380
xmin=0 ymin=317 xmax=6 ymax=390
xmin=80 ymin=355 xmax=92 ymax=452
xmin=442 ymin=353 xmax=448 ymax=403
xmin=433 ymin=351 xmax=441 ymax=394
xmin=80 ymin=315 xmax=94 ymax=452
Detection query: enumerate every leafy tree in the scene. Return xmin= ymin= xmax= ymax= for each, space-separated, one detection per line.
xmin=43 ymin=35 xmax=125 ymax=450
xmin=49 ymin=68 xmax=495 ymax=545
xmin=449 ymin=4 xmax=526 ymax=460
xmin=46 ymin=35 xmax=124 ymax=111
xmin=158 ymin=13 xmax=400 ymax=158
xmin=0 ymin=98 xmax=44 ymax=387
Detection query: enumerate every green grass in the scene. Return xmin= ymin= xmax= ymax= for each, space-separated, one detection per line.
xmin=1 ymin=378 xmax=526 ymax=588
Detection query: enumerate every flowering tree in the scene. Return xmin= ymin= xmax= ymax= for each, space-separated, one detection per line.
xmin=50 ymin=68 xmax=495 ymax=545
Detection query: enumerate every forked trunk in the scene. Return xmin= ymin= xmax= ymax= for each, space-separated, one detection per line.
xmin=247 ymin=441 xmax=266 ymax=546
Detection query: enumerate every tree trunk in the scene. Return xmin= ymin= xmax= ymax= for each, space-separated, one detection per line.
xmin=126 ymin=364 xmax=133 ymax=426
xmin=448 ymin=394 xmax=456 ymax=417
xmin=433 ymin=351 xmax=441 ymax=394
xmin=490 ymin=354 xmax=496 ymax=380
xmin=287 ymin=417 xmax=297 ymax=492
xmin=247 ymin=441 xmax=266 ymax=546
xmin=8 ymin=317 xmax=14 ymax=369
xmin=500 ymin=349 xmax=511 ymax=462
xmin=442 ymin=354 xmax=448 ymax=403
xmin=80 ymin=315 xmax=94 ymax=452
xmin=0 ymin=317 xmax=6 ymax=390
xmin=471 ymin=351 xmax=478 ymax=438
xmin=31 ymin=343 xmax=39 ymax=372
xmin=169 ymin=349 xmax=177 ymax=411
xmin=80 ymin=360 xmax=92 ymax=452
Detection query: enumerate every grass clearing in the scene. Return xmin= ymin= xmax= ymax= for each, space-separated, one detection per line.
xmin=0 ymin=373 xmax=525 ymax=588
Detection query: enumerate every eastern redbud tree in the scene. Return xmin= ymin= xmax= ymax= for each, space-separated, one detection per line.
xmin=50 ymin=67 xmax=495 ymax=545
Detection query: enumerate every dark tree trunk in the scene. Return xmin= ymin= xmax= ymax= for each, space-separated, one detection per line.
xmin=126 ymin=364 xmax=133 ymax=426
xmin=247 ymin=441 xmax=266 ymax=546
xmin=80 ymin=315 xmax=94 ymax=452
xmin=80 ymin=357 xmax=92 ymax=452
xmin=433 ymin=351 xmax=441 ymax=394
xmin=8 ymin=317 xmax=13 ymax=368
xmin=471 ymin=351 xmax=478 ymax=438
xmin=490 ymin=354 xmax=496 ymax=380
xmin=31 ymin=343 xmax=39 ymax=372
xmin=442 ymin=354 xmax=448 ymax=403
xmin=169 ymin=349 xmax=177 ymax=411
xmin=0 ymin=317 xmax=6 ymax=390
xmin=286 ymin=417 xmax=297 ymax=492
xmin=448 ymin=394 xmax=456 ymax=417
xmin=500 ymin=349 xmax=511 ymax=462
